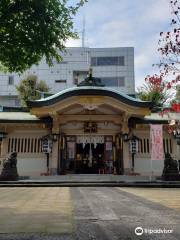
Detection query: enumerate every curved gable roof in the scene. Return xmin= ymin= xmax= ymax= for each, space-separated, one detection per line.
xmin=27 ymin=86 xmax=152 ymax=108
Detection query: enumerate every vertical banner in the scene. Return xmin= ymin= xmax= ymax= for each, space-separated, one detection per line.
xmin=150 ymin=125 xmax=163 ymax=160
xmin=105 ymin=142 xmax=112 ymax=151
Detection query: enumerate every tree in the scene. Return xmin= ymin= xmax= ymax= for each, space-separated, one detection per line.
xmin=175 ymin=84 xmax=180 ymax=102
xmin=137 ymin=75 xmax=170 ymax=107
xmin=141 ymin=0 xmax=180 ymax=136
xmin=16 ymin=75 xmax=50 ymax=107
xmin=140 ymin=1 xmax=180 ymax=110
xmin=0 ymin=0 xmax=87 ymax=73
xmin=169 ymin=84 xmax=180 ymax=111
xmin=158 ymin=0 xmax=180 ymax=75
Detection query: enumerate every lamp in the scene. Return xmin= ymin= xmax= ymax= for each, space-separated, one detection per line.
xmin=169 ymin=119 xmax=176 ymax=126
xmin=52 ymin=133 xmax=58 ymax=142
xmin=122 ymin=133 xmax=129 ymax=142
xmin=0 ymin=132 xmax=7 ymax=140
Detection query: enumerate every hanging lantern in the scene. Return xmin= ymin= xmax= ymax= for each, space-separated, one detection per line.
xmin=0 ymin=132 xmax=7 ymax=141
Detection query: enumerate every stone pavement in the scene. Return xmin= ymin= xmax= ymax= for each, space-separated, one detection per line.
xmin=118 ymin=187 xmax=180 ymax=211
xmin=0 ymin=188 xmax=73 ymax=234
xmin=0 ymin=187 xmax=179 ymax=240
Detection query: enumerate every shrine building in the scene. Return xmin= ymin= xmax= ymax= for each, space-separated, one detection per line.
xmin=0 ymin=72 xmax=178 ymax=177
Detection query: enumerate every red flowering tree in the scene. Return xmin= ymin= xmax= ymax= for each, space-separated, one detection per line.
xmin=139 ymin=0 xmax=180 ymax=112
xmin=158 ymin=0 xmax=180 ymax=75
xmin=137 ymin=75 xmax=171 ymax=107
xmin=138 ymin=0 xmax=180 ymax=137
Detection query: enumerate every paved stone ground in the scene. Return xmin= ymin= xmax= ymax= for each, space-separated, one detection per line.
xmin=0 ymin=187 xmax=179 ymax=240
xmin=0 ymin=188 xmax=74 ymax=235
xmin=118 ymin=187 xmax=180 ymax=210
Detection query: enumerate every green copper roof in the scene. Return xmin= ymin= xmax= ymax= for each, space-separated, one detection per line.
xmin=1 ymin=111 xmax=180 ymax=123
xmin=145 ymin=112 xmax=180 ymax=121
xmin=27 ymin=86 xmax=152 ymax=108
xmin=0 ymin=112 xmax=41 ymax=123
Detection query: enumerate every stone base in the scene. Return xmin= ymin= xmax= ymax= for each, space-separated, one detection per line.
xmin=0 ymin=168 xmax=18 ymax=181
xmin=162 ymin=170 xmax=180 ymax=181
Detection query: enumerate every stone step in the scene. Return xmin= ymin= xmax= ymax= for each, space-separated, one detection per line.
xmin=28 ymin=174 xmax=151 ymax=182
xmin=0 ymin=181 xmax=180 ymax=187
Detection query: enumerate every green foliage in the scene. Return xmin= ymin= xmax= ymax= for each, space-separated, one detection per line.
xmin=0 ymin=0 xmax=87 ymax=73
xmin=175 ymin=85 xmax=180 ymax=102
xmin=16 ymin=75 xmax=50 ymax=106
xmin=0 ymin=62 xmax=7 ymax=72
xmin=37 ymin=80 xmax=49 ymax=92
xmin=171 ymin=84 xmax=180 ymax=103
xmin=137 ymin=75 xmax=170 ymax=107
xmin=137 ymin=91 xmax=165 ymax=107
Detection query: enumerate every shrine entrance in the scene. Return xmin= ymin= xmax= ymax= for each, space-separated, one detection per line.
xmin=66 ymin=135 xmax=114 ymax=174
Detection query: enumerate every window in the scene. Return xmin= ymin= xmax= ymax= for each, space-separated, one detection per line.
xmin=74 ymin=77 xmax=78 ymax=85
xmin=91 ymin=56 xmax=125 ymax=66
xmin=163 ymin=139 xmax=172 ymax=154
xmin=118 ymin=56 xmax=125 ymax=65
xmin=34 ymin=138 xmax=37 ymax=153
xmin=101 ymin=77 xmax=125 ymax=87
xmin=139 ymin=138 xmax=149 ymax=154
xmin=31 ymin=139 xmax=34 ymax=153
xmin=8 ymin=137 xmax=42 ymax=153
xmin=138 ymin=138 xmax=172 ymax=154
xmin=91 ymin=57 xmax=97 ymax=66
xmin=8 ymin=76 xmax=14 ymax=85
xmin=52 ymin=59 xmax=67 ymax=64
xmin=55 ymin=80 xmax=67 ymax=83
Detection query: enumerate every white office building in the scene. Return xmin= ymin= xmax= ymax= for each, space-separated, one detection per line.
xmin=0 ymin=47 xmax=135 ymax=107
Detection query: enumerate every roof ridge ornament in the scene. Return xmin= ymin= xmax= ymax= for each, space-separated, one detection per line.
xmin=77 ymin=66 xmax=105 ymax=87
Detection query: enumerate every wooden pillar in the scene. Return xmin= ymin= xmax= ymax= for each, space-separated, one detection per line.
xmin=50 ymin=114 xmax=59 ymax=175
xmin=115 ymin=133 xmax=124 ymax=175
xmin=51 ymin=139 xmax=58 ymax=175
xmin=123 ymin=142 xmax=131 ymax=173
xmin=121 ymin=113 xmax=130 ymax=134
xmin=0 ymin=136 xmax=8 ymax=171
xmin=121 ymin=113 xmax=131 ymax=174
xmin=1 ymin=137 xmax=8 ymax=157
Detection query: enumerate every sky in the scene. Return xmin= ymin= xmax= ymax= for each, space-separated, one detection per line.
xmin=66 ymin=0 xmax=172 ymax=89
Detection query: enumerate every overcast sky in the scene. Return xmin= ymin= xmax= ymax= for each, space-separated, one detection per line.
xmin=66 ymin=0 xmax=172 ymax=89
